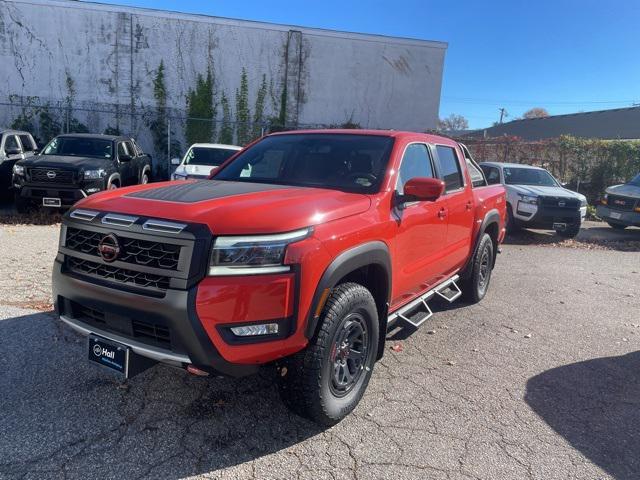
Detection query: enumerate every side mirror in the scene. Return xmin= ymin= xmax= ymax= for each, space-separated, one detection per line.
xmin=403 ymin=177 xmax=445 ymax=202
xmin=171 ymin=157 xmax=181 ymax=166
xmin=5 ymin=147 xmax=21 ymax=155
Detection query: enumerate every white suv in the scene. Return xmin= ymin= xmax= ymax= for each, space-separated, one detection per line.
xmin=480 ymin=162 xmax=587 ymax=237
xmin=171 ymin=143 xmax=241 ymax=180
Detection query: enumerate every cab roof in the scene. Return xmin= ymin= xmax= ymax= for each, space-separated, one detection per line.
xmin=269 ymin=129 xmax=460 ymax=146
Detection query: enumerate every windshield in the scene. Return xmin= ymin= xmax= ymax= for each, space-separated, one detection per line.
xmin=214 ymin=133 xmax=395 ymax=193
xmin=503 ymin=167 xmax=558 ymax=187
xmin=42 ymin=137 xmax=113 ymax=159
xmin=629 ymin=173 xmax=640 ymax=186
xmin=184 ymin=147 xmax=238 ymax=167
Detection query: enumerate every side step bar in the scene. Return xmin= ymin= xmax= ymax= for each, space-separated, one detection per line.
xmin=388 ymin=275 xmax=461 ymax=329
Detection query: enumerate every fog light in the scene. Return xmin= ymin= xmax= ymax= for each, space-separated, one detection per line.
xmin=230 ymin=323 xmax=279 ymax=336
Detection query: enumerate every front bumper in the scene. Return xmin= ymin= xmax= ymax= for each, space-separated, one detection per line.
xmin=596 ymin=205 xmax=640 ymax=227
xmin=13 ymin=176 xmax=106 ymax=206
xmin=514 ymin=201 xmax=585 ymax=229
xmin=53 ymin=257 xmax=260 ymax=377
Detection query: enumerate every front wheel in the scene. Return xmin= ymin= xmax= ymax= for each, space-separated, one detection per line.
xmin=278 ymin=282 xmax=379 ymax=426
xmin=14 ymin=192 xmax=33 ymax=214
xmin=462 ymin=233 xmax=494 ymax=304
xmin=140 ymin=169 xmax=150 ymax=185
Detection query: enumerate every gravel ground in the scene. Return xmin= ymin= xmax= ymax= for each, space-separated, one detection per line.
xmin=0 ymin=221 xmax=639 ymax=480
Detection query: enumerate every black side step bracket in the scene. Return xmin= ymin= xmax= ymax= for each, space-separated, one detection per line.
xmin=388 ymin=275 xmax=461 ymax=329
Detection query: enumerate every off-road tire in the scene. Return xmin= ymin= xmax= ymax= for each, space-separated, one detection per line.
xmin=607 ymin=221 xmax=627 ymax=230
xmin=278 ymin=282 xmax=379 ymax=426
xmin=14 ymin=192 xmax=33 ymax=214
xmin=462 ymin=233 xmax=494 ymax=304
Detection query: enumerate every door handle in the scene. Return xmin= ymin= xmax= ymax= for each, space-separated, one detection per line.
xmin=437 ymin=208 xmax=447 ymax=219
xmin=465 ymin=201 xmax=473 ymax=211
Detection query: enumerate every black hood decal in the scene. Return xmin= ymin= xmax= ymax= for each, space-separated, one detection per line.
xmin=126 ymin=180 xmax=294 ymax=203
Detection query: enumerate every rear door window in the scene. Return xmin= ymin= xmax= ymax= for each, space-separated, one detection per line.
xmin=18 ymin=135 xmax=36 ymax=152
xmin=435 ymin=145 xmax=464 ymax=192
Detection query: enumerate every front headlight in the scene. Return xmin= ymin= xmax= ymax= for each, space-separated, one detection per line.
xmin=209 ymin=228 xmax=311 ymax=276
xmin=518 ymin=194 xmax=538 ymax=205
xmin=580 ymin=198 xmax=587 ymax=207
xmin=13 ymin=164 xmax=24 ymax=176
xmin=83 ymin=169 xmax=106 ymax=179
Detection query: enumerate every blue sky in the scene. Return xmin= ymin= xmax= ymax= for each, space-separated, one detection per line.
xmin=100 ymin=0 xmax=640 ymax=129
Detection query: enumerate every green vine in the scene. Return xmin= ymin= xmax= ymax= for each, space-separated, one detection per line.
xmin=185 ymin=67 xmax=215 ymax=146
xmin=235 ymin=68 xmax=250 ymax=145
xmin=252 ymin=74 xmax=268 ymax=139
xmin=218 ymin=92 xmax=234 ymax=145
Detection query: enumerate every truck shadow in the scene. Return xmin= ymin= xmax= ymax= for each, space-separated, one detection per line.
xmin=0 ymin=311 xmax=323 ymax=479
xmin=503 ymin=228 xmax=640 ymax=252
xmin=525 ymin=352 xmax=640 ymax=480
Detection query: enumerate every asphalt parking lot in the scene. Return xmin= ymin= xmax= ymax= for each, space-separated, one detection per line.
xmin=1 ymin=218 xmax=639 ymax=480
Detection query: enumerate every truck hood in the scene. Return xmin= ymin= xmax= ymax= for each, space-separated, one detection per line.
xmin=75 ymin=180 xmax=372 ymax=234
xmin=17 ymin=154 xmax=111 ymax=170
xmin=606 ymin=183 xmax=640 ymax=199
xmin=509 ymin=185 xmax=586 ymax=201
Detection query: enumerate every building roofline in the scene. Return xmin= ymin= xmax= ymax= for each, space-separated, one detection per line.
xmin=492 ymin=105 xmax=640 ymax=128
xmin=9 ymin=0 xmax=448 ymax=49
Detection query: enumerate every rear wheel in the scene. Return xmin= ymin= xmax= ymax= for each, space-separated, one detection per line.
xmin=462 ymin=233 xmax=494 ymax=304
xmin=607 ymin=221 xmax=627 ymax=230
xmin=278 ymin=282 xmax=379 ymax=426
xmin=140 ymin=169 xmax=150 ymax=185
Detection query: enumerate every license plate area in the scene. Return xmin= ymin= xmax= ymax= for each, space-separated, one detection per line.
xmin=553 ymin=222 xmax=567 ymax=230
xmin=43 ymin=197 xmax=61 ymax=207
xmin=88 ymin=335 xmax=129 ymax=376
xmin=610 ymin=212 xmax=622 ymax=220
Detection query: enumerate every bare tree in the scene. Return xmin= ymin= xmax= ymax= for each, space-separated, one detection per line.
xmin=438 ymin=114 xmax=469 ymax=131
xmin=522 ymin=107 xmax=550 ymax=119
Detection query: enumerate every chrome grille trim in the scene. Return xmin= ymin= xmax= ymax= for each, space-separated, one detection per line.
xmin=101 ymin=213 xmax=139 ymax=227
xmin=142 ymin=219 xmax=187 ymax=234
xmin=70 ymin=209 xmax=99 ymax=221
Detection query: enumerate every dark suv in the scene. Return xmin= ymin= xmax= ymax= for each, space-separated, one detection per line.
xmin=12 ymin=134 xmax=152 ymax=211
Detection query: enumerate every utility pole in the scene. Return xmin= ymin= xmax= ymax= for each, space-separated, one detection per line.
xmin=498 ymin=108 xmax=508 ymax=124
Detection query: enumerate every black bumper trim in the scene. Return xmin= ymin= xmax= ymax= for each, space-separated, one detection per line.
xmin=53 ymin=259 xmax=259 ymax=377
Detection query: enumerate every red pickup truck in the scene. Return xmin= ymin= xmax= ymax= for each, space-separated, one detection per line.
xmin=52 ymin=130 xmax=506 ymax=425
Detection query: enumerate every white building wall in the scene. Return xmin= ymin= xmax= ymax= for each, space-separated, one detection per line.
xmin=0 ymin=0 xmax=446 ymax=153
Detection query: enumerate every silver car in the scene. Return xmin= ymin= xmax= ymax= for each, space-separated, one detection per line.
xmin=596 ymin=173 xmax=640 ymax=229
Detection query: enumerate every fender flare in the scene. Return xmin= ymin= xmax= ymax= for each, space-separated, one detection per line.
xmin=106 ymin=173 xmax=121 ymax=189
xmin=304 ymin=241 xmax=392 ymax=340
xmin=140 ymin=164 xmax=151 ymax=183
xmin=460 ymin=208 xmax=501 ymax=279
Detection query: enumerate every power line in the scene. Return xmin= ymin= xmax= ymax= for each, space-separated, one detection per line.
xmin=443 ymin=96 xmax=638 ymax=106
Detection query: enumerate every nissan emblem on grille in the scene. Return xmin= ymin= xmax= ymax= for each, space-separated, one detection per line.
xmin=98 ymin=234 xmax=121 ymax=263
xmin=47 ymin=170 xmax=57 ymax=179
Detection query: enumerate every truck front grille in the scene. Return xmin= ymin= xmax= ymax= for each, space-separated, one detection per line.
xmin=66 ymin=227 xmax=181 ymax=270
xmin=607 ymin=194 xmax=637 ymax=211
xmin=540 ymin=197 xmax=580 ymax=209
xmin=29 ymin=167 xmax=75 ymax=184
xmin=66 ymin=257 xmax=170 ymax=291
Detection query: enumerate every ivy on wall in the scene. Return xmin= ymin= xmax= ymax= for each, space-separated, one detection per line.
xmin=185 ymin=67 xmax=215 ymax=146
xmin=218 ymin=92 xmax=234 ymax=145
xmin=235 ymin=68 xmax=250 ymax=145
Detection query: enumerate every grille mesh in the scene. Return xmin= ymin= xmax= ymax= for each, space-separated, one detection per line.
xmin=607 ymin=195 xmax=637 ymax=211
xmin=65 ymin=227 xmax=181 ymax=270
xmin=29 ymin=167 xmax=75 ymax=184
xmin=66 ymin=257 xmax=170 ymax=291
